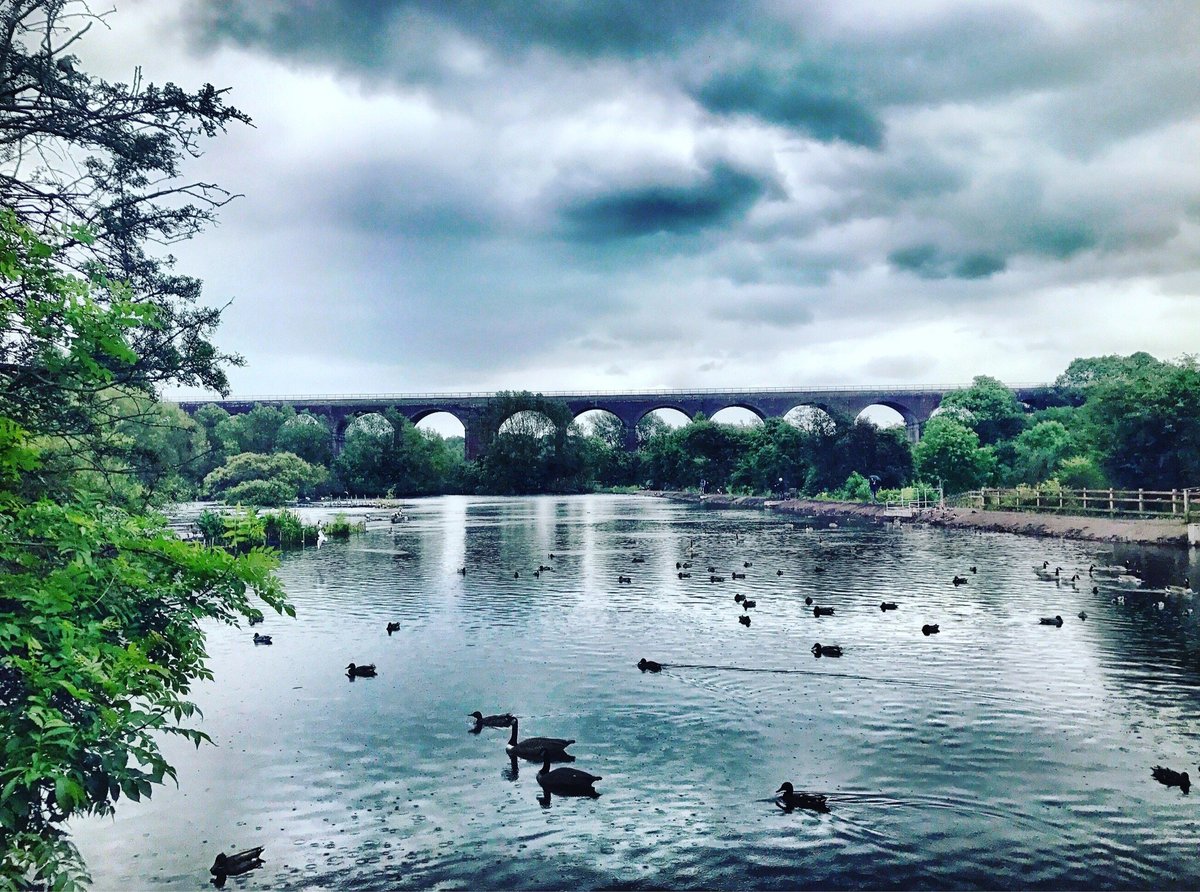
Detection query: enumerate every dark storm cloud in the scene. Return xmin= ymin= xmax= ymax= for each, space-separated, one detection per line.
xmin=560 ymin=162 xmax=777 ymax=240
xmin=889 ymin=245 xmax=1008 ymax=280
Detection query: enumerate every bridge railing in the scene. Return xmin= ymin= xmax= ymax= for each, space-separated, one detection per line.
xmin=952 ymin=486 xmax=1200 ymax=519
xmin=169 ymin=382 xmax=1053 ymax=404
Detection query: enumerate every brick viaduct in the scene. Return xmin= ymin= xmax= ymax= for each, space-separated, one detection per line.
xmin=177 ymin=385 xmax=1057 ymax=461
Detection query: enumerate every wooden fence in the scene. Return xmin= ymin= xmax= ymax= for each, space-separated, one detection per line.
xmin=956 ymin=486 xmax=1200 ymax=519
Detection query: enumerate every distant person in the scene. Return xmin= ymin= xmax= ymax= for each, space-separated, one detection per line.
xmin=868 ymin=475 xmax=882 ymax=503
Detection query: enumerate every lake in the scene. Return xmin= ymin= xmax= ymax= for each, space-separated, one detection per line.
xmin=71 ymin=494 xmax=1200 ymax=889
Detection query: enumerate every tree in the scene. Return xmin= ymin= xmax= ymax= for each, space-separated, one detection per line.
xmin=0 ymin=216 xmax=289 ymax=889
xmin=939 ymin=376 xmax=1027 ymax=446
xmin=1055 ymin=352 xmax=1164 ymax=391
xmin=276 ymin=413 xmax=333 ymax=466
xmin=913 ymin=415 xmax=997 ymax=494
xmin=203 ymin=451 xmax=327 ymax=505
xmin=1010 ymin=420 xmax=1077 ymax=485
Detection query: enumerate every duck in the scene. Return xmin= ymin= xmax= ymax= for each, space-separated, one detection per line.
xmin=743 ymin=561 xmax=753 ymax=568
xmin=739 ymin=615 xmax=751 ymax=627
xmin=386 ymin=622 xmax=401 ymax=635
xmin=247 ymin=613 xmax=264 ymax=626
xmin=969 ymin=566 xmax=977 ymax=574
xmin=457 ymin=567 xmax=466 ymax=576
xmin=811 ymin=643 xmax=842 ymax=658
xmin=775 ymin=782 xmax=829 ymax=813
xmin=921 ymin=624 xmax=940 ymax=636
xmin=345 ymin=662 xmax=377 ymax=678
xmin=252 ymin=633 xmax=272 ymax=645
xmin=678 ymin=572 xmax=691 ymax=579
xmin=1034 ymin=566 xmax=1062 ymax=581
xmin=707 ymin=566 xmax=718 ymax=573
xmin=710 ymin=575 xmax=725 ymax=583
xmin=537 ymin=751 xmax=601 ymax=797
xmin=742 ymin=599 xmax=757 ymax=610
xmin=210 ymin=846 xmax=265 ymax=878
xmin=813 ymin=566 xmax=825 ymax=574
xmin=617 ymin=575 xmax=632 ymax=584
xmin=506 ymin=718 xmax=575 ymax=762
xmin=734 ymin=594 xmax=745 ymax=603
xmin=513 ymin=571 xmax=520 ymax=579
xmin=1078 ymin=611 xmax=1087 ymax=621
xmin=732 ymin=572 xmax=746 ymax=580
xmin=1038 ymin=615 xmax=1064 ymax=627
xmin=776 ymin=569 xmax=784 ymax=576
xmin=1166 ymin=577 xmax=1192 ymax=596
xmin=468 ymin=711 xmax=515 ymax=728
xmin=637 ymin=658 xmax=663 ymax=672
xmin=632 ymin=557 xmax=646 ymax=564
xmin=952 ymin=575 xmax=967 ymax=586
xmin=880 ymin=601 xmax=898 ymax=611
xmin=804 ymin=596 xmax=814 ymax=606
xmin=813 ymin=606 xmax=834 ymax=617
xmin=1151 ymin=765 xmax=1191 ymax=793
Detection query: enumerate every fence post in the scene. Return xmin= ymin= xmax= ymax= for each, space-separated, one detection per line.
xmin=1082 ymin=488 xmax=1088 ymax=511
xmin=1109 ymin=488 xmax=1114 ymax=514
xmin=1059 ymin=490 xmax=1064 ymax=510
xmin=1139 ymin=488 xmax=1144 ymax=513
xmin=1186 ymin=488 xmax=1191 ymax=517
xmin=1036 ymin=489 xmax=1041 ymax=509
xmin=1173 ymin=490 xmax=1178 ymax=515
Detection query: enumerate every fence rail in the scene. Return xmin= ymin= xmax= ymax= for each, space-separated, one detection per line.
xmin=954 ymin=486 xmax=1200 ymax=519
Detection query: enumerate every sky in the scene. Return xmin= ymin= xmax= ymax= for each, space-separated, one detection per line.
xmin=77 ymin=1 xmax=1200 ymax=408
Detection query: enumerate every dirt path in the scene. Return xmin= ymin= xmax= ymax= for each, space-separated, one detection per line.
xmin=646 ymin=491 xmax=1192 ymax=547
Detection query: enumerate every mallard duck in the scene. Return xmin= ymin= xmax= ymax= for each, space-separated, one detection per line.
xmin=637 ymin=658 xmax=663 ymax=672
xmin=742 ymin=599 xmax=756 ymax=610
xmin=506 ymin=718 xmax=575 ymax=762
xmin=1166 ymin=577 xmax=1192 ymax=596
xmin=210 ymin=846 xmax=264 ymax=877
xmin=707 ymin=566 xmax=718 ymax=573
xmin=739 ymin=615 xmax=751 ymax=627
xmin=743 ymin=561 xmax=753 ymax=568
xmin=1151 ymin=765 xmax=1190 ymax=793
xmin=469 ymin=710 xmax=515 ymax=728
xmin=1038 ymin=615 xmax=1064 ymax=627
xmin=776 ymin=569 xmax=784 ymax=576
xmin=247 ymin=613 xmax=264 ymax=626
xmin=775 ymin=782 xmax=829 ymax=813
xmin=537 ymin=751 xmax=601 ymax=797
xmin=813 ymin=606 xmax=834 ymax=617
xmin=804 ymin=596 xmax=813 ymax=606
xmin=252 ymin=633 xmax=272 ymax=645
xmin=386 ymin=622 xmax=401 ymax=635
xmin=811 ymin=643 xmax=842 ymax=658
xmin=921 ymin=623 xmax=940 ymax=636
xmin=952 ymin=575 xmax=967 ymax=586
xmin=346 ymin=662 xmax=377 ymax=678
xmin=880 ymin=601 xmax=898 ymax=611
xmin=1078 ymin=611 xmax=1087 ymax=621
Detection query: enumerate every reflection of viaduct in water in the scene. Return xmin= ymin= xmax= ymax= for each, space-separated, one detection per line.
xmin=178 ymin=385 xmax=1056 ymax=461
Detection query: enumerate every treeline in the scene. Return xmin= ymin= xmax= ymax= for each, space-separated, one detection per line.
xmin=139 ymin=350 xmax=1200 ymax=505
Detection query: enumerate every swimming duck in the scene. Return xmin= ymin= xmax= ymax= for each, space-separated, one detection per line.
xmin=708 ymin=566 xmax=718 ymax=573
xmin=210 ymin=846 xmax=264 ymax=877
xmin=637 ymin=658 xmax=663 ymax=672
xmin=952 ymin=575 xmax=967 ymax=586
xmin=777 ymin=569 xmax=784 ymax=576
xmin=814 ymin=566 xmax=825 ymax=573
xmin=513 ymin=571 xmax=520 ymax=579
xmin=1151 ymin=765 xmax=1190 ymax=793
xmin=811 ymin=643 xmax=842 ymax=658
xmin=247 ymin=612 xmax=264 ymax=626
xmin=880 ymin=601 xmax=898 ymax=611
xmin=252 ymin=633 xmax=272 ymax=645
xmin=506 ymin=718 xmax=575 ymax=762
xmin=710 ymin=575 xmax=725 ymax=583
xmin=632 ymin=557 xmax=645 ymax=564
xmin=346 ymin=662 xmax=377 ymax=678
xmin=743 ymin=561 xmax=753 ymax=568
xmin=469 ymin=711 xmax=515 ymax=728
xmin=678 ymin=572 xmax=691 ymax=579
xmin=969 ymin=566 xmax=977 ymax=574
xmin=921 ymin=624 xmax=940 ymax=636
xmin=1166 ymin=577 xmax=1192 ymax=596
xmin=813 ymin=606 xmax=834 ymax=617
xmin=734 ymin=594 xmax=745 ymax=603
xmin=386 ymin=622 xmax=401 ymax=635
xmin=742 ymin=599 xmax=757 ymax=610
xmin=732 ymin=572 xmax=746 ymax=580
xmin=617 ymin=575 xmax=632 ymax=584
xmin=739 ymin=615 xmax=751 ymax=627
xmin=1078 ymin=611 xmax=1087 ymax=621
xmin=804 ymin=596 xmax=814 ymax=606
xmin=1038 ymin=615 xmax=1064 ymax=627
xmin=537 ymin=752 xmax=601 ymax=797
xmin=775 ymin=782 xmax=829 ymax=813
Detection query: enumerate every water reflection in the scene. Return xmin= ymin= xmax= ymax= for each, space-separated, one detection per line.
xmin=70 ymin=494 xmax=1200 ymax=890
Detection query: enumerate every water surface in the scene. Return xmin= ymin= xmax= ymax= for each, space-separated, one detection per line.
xmin=72 ymin=495 xmax=1200 ymax=889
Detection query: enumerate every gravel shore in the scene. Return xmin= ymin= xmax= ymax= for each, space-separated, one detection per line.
xmin=647 ymin=491 xmax=1192 ymax=547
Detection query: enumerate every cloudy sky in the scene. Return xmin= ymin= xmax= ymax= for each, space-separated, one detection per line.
xmin=80 ymin=1 xmax=1200 ymax=403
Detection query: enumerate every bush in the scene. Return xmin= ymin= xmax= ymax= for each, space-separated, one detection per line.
xmin=262 ymin=509 xmax=319 ymax=549
xmin=323 ymin=513 xmax=364 ymax=539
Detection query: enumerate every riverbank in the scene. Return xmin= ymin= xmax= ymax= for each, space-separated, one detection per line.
xmin=647 ymin=491 xmax=1191 ymax=547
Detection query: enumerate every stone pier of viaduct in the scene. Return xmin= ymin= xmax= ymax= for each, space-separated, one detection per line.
xmin=177 ymin=385 xmax=1057 ymax=461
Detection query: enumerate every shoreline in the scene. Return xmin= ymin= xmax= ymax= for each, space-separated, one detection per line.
xmin=645 ymin=491 xmax=1192 ymax=547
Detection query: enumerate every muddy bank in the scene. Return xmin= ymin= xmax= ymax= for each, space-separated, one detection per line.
xmin=646 ymin=491 xmax=1191 ymax=547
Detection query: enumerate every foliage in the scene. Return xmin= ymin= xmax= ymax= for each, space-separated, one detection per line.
xmin=913 ymin=416 xmax=997 ymax=494
xmin=202 ymin=451 xmax=327 ymax=504
xmin=334 ymin=409 xmax=464 ymax=496
xmin=475 ymin=393 xmax=584 ymax=494
xmin=1054 ymin=352 xmax=1165 ymax=392
xmin=1009 ymin=420 xmax=1077 ymax=485
xmin=261 ymin=509 xmax=318 ymax=549
xmin=322 ymin=513 xmax=363 ymax=540
xmin=1053 ymin=455 xmax=1108 ymax=490
xmin=939 ymin=375 xmax=1027 ymax=445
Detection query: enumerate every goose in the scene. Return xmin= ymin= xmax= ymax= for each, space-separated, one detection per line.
xmin=506 ymin=718 xmax=575 ymax=762
xmin=739 ymin=615 xmax=751 ymax=627
xmin=1151 ymin=766 xmax=1190 ymax=793
xmin=732 ymin=572 xmax=746 ymax=580
xmin=1116 ymin=574 xmax=1142 ymax=586
xmin=386 ymin=622 xmax=401 ymax=635
xmin=1165 ymin=577 xmax=1192 ymax=596
xmin=1033 ymin=560 xmax=1049 ymax=571
xmin=952 ymin=575 xmax=967 ymax=586
xmin=1034 ymin=566 xmax=1062 ymax=581
xmin=775 ymin=782 xmax=829 ymax=813
xmin=880 ymin=601 xmax=898 ymax=611
xmin=813 ymin=606 xmax=834 ymax=617
xmin=537 ymin=752 xmax=601 ymax=797
xmin=346 ymin=663 xmax=377 ymax=678
xmin=252 ymin=633 xmax=272 ymax=645
xmin=742 ymin=599 xmax=757 ymax=610
xmin=678 ymin=572 xmax=691 ymax=579
xmin=468 ymin=711 xmax=515 ymax=728
xmin=637 ymin=658 xmax=663 ymax=672
xmin=1091 ymin=562 xmax=1131 ymax=578
xmin=617 ymin=575 xmax=632 ymax=584
xmin=1058 ymin=574 xmax=1081 ymax=588
xmin=1038 ymin=615 xmax=1064 ymax=627
xmin=921 ymin=624 xmax=940 ymax=636
xmin=804 ymin=596 xmax=814 ymax=606
xmin=811 ymin=643 xmax=842 ymax=658
xmin=210 ymin=847 xmax=264 ymax=878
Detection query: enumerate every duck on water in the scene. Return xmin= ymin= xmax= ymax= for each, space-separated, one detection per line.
xmin=506 ymin=718 xmax=575 ymax=762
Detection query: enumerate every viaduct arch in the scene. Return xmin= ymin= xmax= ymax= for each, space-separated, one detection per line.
xmin=177 ymin=385 xmax=1057 ymax=461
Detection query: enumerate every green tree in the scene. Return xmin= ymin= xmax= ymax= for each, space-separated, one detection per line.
xmin=913 ymin=415 xmax=997 ymax=494
xmin=203 ymin=452 xmax=327 ymax=505
xmin=939 ymin=375 xmax=1027 ymax=446
xmin=276 ymin=413 xmax=333 ymax=466
xmin=1011 ymin=420 xmax=1077 ymax=484
xmin=214 ymin=405 xmax=291 ymax=456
